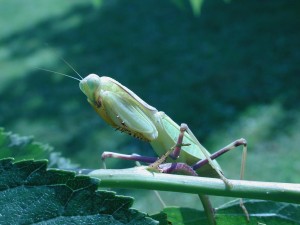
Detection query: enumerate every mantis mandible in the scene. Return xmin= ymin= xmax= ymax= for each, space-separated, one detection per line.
xmin=41 ymin=65 xmax=249 ymax=224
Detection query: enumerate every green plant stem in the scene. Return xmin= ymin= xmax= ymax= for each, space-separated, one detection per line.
xmin=88 ymin=166 xmax=300 ymax=204
xmin=199 ymin=194 xmax=216 ymax=225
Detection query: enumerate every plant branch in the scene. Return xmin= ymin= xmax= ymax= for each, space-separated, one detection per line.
xmin=87 ymin=166 xmax=300 ymax=204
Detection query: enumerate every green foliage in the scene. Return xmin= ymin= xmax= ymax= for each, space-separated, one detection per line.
xmin=170 ymin=0 xmax=205 ymax=16
xmin=0 ymin=158 xmax=158 ymax=225
xmin=189 ymin=0 xmax=204 ymax=15
xmin=1 ymin=129 xmax=299 ymax=224
xmin=0 ymin=127 xmax=76 ymax=169
xmin=0 ymin=129 xmax=158 ymax=224
xmin=163 ymin=207 xmax=207 ymax=224
xmin=216 ymin=200 xmax=300 ymax=225
xmin=163 ymin=200 xmax=300 ymax=225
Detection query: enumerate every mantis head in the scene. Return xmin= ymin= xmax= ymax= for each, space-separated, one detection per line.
xmin=79 ymin=74 xmax=103 ymax=107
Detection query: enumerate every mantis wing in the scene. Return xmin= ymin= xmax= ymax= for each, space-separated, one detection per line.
xmin=101 ymin=91 xmax=158 ymax=141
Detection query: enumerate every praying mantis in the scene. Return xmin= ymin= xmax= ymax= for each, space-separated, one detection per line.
xmin=41 ymin=65 xmax=249 ymax=224
xmin=79 ymin=74 xmax=247 ymax=180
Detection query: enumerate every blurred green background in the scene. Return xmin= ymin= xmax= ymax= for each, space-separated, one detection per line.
xmin=0 ymin=0 xmax=299 ymax=213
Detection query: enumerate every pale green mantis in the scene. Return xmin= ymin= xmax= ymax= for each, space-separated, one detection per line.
xmin=40 ymin=65 xmax=249 ymax=224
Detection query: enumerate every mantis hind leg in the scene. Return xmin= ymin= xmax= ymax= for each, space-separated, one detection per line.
xmin=192 ymin=138 xmax=247 ymax=177
xmin=179 ymin=124 xmax=249 ymax=221
xmin=194 ymin=138 xmax=250 ymax=221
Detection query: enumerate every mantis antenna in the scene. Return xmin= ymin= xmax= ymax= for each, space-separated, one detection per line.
xmin=37 ymin=54 xmax=84 ymax=81
xmin=42 ymin=43 xmax=83 ymax=80
xmin=58 ymin=56 xmax=83 ymax=80
xmin=36 ymin=67 xmax=81 ymax=82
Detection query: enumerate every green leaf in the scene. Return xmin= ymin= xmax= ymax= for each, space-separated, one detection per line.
xmin=163 ymin=207 xmax=207 ymax=225
xmin=189 ymin=0 xmax=204 ymax=16
xmin=0 ymin=127 xmax=76 ymax=169
xmin=149 ymin=212 xmax=169 ymax=225
xmin=0 ymin=158 xmax=158 ymax=225
xmin=162 ymin=200 xmax=300 ymax=225
xmin=170 ymin=0 xmax=204 ymax=16
xmin=216 ymin=199 xmax=300 ymax=225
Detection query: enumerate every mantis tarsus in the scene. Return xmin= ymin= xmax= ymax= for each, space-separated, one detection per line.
xmin=41 ymin=66 xmax=249 ymax=224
